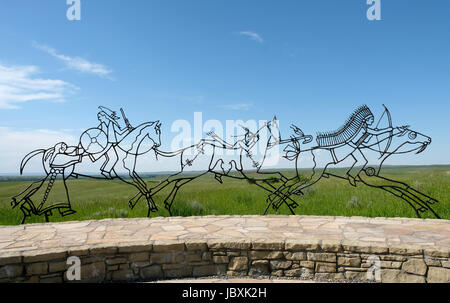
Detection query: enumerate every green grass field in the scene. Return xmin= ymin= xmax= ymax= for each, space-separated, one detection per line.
xmin=0 ymin=165 xmax=448 ymax=225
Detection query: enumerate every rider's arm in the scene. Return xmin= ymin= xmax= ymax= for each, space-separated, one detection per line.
xmin=367 ymin=126 xmax=394 ymax=135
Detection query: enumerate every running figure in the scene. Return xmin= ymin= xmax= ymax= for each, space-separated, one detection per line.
xmin=316 ymin=105 xmax=396 ymax=186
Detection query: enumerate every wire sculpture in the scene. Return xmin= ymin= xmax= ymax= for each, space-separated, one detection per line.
xmin=11 ymin=105 xmax=440 ymax=224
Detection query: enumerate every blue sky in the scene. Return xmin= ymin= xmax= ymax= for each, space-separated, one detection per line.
xmin=0 ymin=0 xmax=449 ymax=173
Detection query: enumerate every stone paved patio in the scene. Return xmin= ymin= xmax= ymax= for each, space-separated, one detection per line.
xmin=1 ymin=215 xmax=449 ymax=253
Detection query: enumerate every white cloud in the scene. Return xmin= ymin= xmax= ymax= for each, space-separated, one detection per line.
xmin=33 ymin=42 xmax=113 ymax=78
xmin=0 ymin=63 xmax=77 ymax=109
xmin=0 ymin=127 xmax=78 ymax=173
xmin=239 ymin=31 xmax=264 ymax=43
xmin=218 ymin=103 xmax=253 ymax=111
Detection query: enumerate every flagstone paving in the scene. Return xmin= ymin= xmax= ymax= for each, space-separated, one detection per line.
xmin=0 ymin=215 xmax=449 ymax=255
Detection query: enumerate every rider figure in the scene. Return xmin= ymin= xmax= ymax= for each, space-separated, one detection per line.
xmin=90 ymin=106 xmax=130 ymax=179
xmin=345 ymin=107 xmax=393 ymax=186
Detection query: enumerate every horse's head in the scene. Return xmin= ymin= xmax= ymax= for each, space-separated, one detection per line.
xmin=389 ymin=126 xmax=432 ymax=155
xmin=266 ymin=116 xmax=281 ymax=147
xmin=152 ymin=121 xmax=162 ymax=148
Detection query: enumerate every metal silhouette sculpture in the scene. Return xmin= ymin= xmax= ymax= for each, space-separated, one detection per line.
xmin=11 ymin=105 xmax=440 ymax=224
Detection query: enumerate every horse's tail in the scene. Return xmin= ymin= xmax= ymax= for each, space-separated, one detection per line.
xmin=20 ymin=149 xmax=45 ymax=175
xmin=155 ymin=146 xmax=193 ymax=158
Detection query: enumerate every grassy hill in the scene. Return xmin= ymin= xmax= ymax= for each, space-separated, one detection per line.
xmin=0 ymin=165 xmax=448 ymax=225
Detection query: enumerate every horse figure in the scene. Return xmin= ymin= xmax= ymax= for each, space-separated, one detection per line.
xmin=143 ymin=117 xmax=302 ymax=215
xmin=266 ymin=106 xmax=440 ymax=219
xmin=11 ymin=119 xmax=162 ymax=223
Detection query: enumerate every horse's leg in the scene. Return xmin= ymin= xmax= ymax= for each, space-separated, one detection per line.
xmin=163 ymin=178 xmax=195 ymax=216
xmin=231 ymin=173 xmax=298 ymax=215
xmin=357 ymin=172 xmax=441 ymax=219
xmin=269 ymin=156 xmax=326 ymax=211
xmin=19 ymin=198 xmax=35 ymax=224
xmin=146 ymin=195 xmax=157 ymax=217
xmin=116 ymin=174 xmax=148 ymax=208
xmin=372 ymin=174 xmax=439 ymax=206
xmin=125 ymin=152 xmax=149 ymax=194
xmin=272 ymin=170 xmax=325 ymax=210
xmin=258 ymin=179 xmax=299 ymax=213
xmin=387 ymin=184 xmax=441 ymax=219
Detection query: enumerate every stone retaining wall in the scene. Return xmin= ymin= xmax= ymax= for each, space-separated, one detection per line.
xmin=1 ymin=239 xmax=449 ymax=283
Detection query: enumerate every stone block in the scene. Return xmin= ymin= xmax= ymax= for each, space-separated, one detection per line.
xmin=150 ymin=252 xmax=184 ymax=264
xmin=248 ymin=251 xmax=283 ymax=260
xmin=164 ymin=267 xmax=192 ymax=278
xmin=344 ymin=271 xmax=368 ymax=281
xmin=252 ymin=240 xmax=284 ymax=250
xmin=270 ymin=260 xmax=292 ymax=270
xmin=337 ymin=256 xmax=361 ymax=267
xmin=117 ymin=243 xmax=152 ymax=253
xmin=0 ymin=254 xmax=22 ymax=266
xmin=300 ymin=261 xmax=315 ymax=269
xmin=285 ymin=239 xmax=320 ymax=251
xmin=106 ymin=257 xmax=127 ymax=265
xmin=284 ymin=269 xmax=302 ymax=277
xmin=228 ymin=257 xmax=248 ymax=271
xmin=23 ymin=249 xmax=67 ymax=263
xmin=248 ymin=260 xmax=270 ymax=276
xmin=402 ymin=259 xmax=427 ymax=276
xmin=315 ymin=262 xmax=336 ymax=273
xmin=48 ymin=261 xmax=67 ymax=273
xmin=0 ymin=265 xmax=23 ymax=279
xmin=284 ymin=252 xmax=306 ymax=261
xmin=270 ymin=270 xmax=284 ymax=277
xmin=128 ymin=252 xmax=149 ymax=262
xmin=89 ymin=245 xmax=117 ymax=255
xmin=380 ymin=261 xmax=402 ymax=269
xmin=80 ymin=262 xmax=105 ymax=282
xmin=185 ymin=252 xmax=202 ymax=262
xmin=213 ymin=255 xmax=229 ymax=264
xmin=427 ymin=267 xmax=450 ymax=283
xmin=185 ymin=241 xmax=207 ymax=251
xmin=321 ymin=240 xmax=342 ymax=252
xmin=140 ymin=265 xmax=163 ymax=280
xmin=192 ymin=265 xmax=227 ymax=277
xmin=424 ymin=248 xmax=449 ymax=258
xmin=307 ymin=252 xmax=336 ymax=263
xmin=26 ymin=262 xmax=48 ymax=276
xmin=153 ymin=242 xmax=185 ymax=252
xmin=112 ymin=269 xmax=136 ymax=281
xmin=207 ymin=239 xmax=252 ymax=250
xmin=381 ymin=269 xmax=425 ymax=283
xmin=389 ymin=245 xmax=422 ymax=256
xmin=202 ymin=252 xmax=212 ymax=261
xmin=342 ymin=241 xmax=388 ymax=254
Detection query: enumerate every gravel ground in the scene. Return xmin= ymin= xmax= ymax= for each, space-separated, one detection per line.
xmin=148 ymin=275 xmax=374 ymax=283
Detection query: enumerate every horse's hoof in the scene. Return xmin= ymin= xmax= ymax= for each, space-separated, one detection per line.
xmin=128 ymin=201 xmax=135 ymax=209
xmin=60 ymin=209 xmax=76 ymax=217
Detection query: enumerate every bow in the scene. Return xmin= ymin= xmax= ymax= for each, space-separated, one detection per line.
xmin=375 ymin=104 xmax=393 ymax=159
